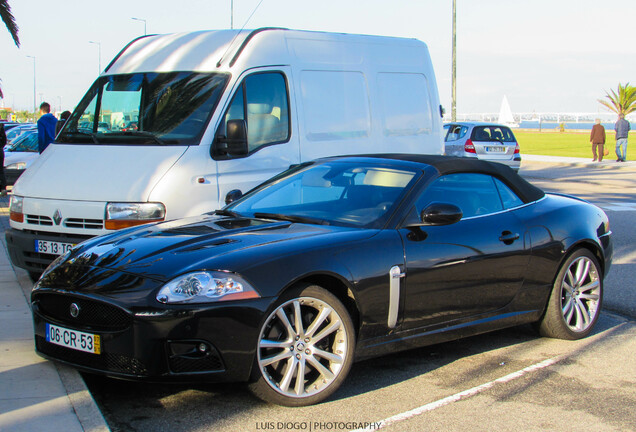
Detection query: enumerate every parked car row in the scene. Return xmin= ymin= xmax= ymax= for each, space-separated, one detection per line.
xmin=4 ymin=128 xmax=39 ymax=185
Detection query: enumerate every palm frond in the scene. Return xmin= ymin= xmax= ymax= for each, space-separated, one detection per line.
xmin=0 ymin=0 xmax=20 ymax=47
xmin=599 ymin=83 xmax=636 ymax=116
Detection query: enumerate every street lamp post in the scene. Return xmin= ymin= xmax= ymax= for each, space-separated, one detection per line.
xmin=26 ymin=55 xmax=36 ymax=119
xmin=451 ymin=0 xmax=457 ymax=122
xmin=88 ymin=41 xmax=102 ymax=73
xmin=131 ymin=17 xmax=147 ymax=35
xmin=231 ymin=0 xmax=234 ymax=29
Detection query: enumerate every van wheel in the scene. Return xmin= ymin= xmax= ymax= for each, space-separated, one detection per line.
xmin=538 ymin=249 xmax=602 ymax=340
xmin=249 ymin=285 xmax=355 ymax=406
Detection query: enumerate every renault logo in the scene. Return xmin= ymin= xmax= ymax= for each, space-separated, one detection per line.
xmin=69 ymin=303 xmax=80 ymax=318
xmin=53 ymin=209 xmax=62 ymax=225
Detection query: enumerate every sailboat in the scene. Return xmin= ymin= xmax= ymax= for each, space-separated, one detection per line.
xmin=497 ymin=95 xmax=519 ymax=127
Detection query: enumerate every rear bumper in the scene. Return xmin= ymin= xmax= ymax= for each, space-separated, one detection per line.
xmin=5 ymin=228 xmax=93 ymax=273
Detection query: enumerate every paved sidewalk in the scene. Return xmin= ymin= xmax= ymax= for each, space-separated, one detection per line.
xmin=0 ymin=193 xmax=109 ymax=432
xmin=522 ymin=154 xmax=636 ymax=169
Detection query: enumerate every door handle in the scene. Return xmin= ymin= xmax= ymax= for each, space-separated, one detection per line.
xmin=499 ymin=231 xmax=520 ymax=245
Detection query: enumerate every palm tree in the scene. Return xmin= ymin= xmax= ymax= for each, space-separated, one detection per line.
xmin=0 ymin=0 xmax=20 ymax=98
xmin=598 ymin=83 xmax=636 ymax=116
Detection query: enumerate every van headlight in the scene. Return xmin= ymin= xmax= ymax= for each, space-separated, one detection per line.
xmin=9 ymin=195 xmax=24 ymax=223
xmin=156 ymin=271 xmax=260 ymax=304
xmin=105 ymin=202 xmax=165 ymax=230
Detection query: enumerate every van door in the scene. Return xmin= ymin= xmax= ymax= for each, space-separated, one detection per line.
xmin=213 ymin=68 xmax=299 ymax=205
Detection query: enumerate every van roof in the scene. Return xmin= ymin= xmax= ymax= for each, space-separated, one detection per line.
xmin=105 ymin=28 xmax=429 ymax=75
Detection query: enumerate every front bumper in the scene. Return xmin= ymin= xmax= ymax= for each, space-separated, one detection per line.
xmin=5 ymin=228 xmax=93 ymax=274
xmin=32 ymin=288 xmax=272 ymax=382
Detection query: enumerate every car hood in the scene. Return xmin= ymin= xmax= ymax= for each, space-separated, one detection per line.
xmin=40 ymin=214 xmax=368 ymax=292
xmin=12 ymin=143 xmax=187 ymax=201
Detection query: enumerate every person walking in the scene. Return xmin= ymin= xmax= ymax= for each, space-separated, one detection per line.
xmin=37 ymin=102 xmax=57 ymax=154
xmin=590 ymin=119 xmax=606 ymax=162
xmin=55 ymin=110 xmax=71 ymax=136
xmin=614 ymin=113 xmax=630 ymax=162
xmin=0 ymin=123 xmax=7 ymax=196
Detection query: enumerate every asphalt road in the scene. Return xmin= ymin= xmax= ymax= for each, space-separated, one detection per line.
xmin=85 ymin=160 xmax=636 ymax=432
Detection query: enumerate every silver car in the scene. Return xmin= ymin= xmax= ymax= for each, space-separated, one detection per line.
xmin=444 ymin=122 xmax=521 ymax=171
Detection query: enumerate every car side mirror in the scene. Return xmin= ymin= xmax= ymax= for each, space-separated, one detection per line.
xmin=225 ymin=189 xmax=243 ymax=205
xmin=216 ymin=119 xmax=248 ymax=157
xmin=419 ymin=202 xmax=463 ymax=226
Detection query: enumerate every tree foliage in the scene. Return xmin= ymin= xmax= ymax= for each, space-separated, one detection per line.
xmin=598 ymin=83 xmax=636 ymax=116
xmin=1 ymin=0 xmax=20 ymax=99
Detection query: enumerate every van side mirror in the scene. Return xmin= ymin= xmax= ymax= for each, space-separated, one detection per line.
xmin=419 ymin=203 xmax=462 ymax=226
xmin=225 ymin=189 xmax=243 ymax=205
xmin=216 ymin=119 xmax=248 ymax=157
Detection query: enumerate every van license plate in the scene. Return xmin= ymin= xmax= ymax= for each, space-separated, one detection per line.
xmin=45 ymin=323 xmax=101 ymax=354
xmin=486 ymin=146 xmax=506 ymax=153
xmin=34 ymin=240 xmax=75 ymax=256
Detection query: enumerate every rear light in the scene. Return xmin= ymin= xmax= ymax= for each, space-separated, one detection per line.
xmin=514 ymin=143 xmax=520 ymax=154
xmin=464 ymin=139 xmax=476 ymax=154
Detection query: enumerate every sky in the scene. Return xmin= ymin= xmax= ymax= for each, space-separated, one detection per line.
xmin=1 ymin=0 xmax=634 ymax=116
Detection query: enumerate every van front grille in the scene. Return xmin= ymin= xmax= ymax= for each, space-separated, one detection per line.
xmin=26 ymin=215 xmax=54 ymax=226
xmin=64 ymin=218 xmax=104 ymax=230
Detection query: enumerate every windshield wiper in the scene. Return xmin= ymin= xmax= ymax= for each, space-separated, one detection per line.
xmin=62 ymin=131 xmax=100 ymax=144
xmin=108 ymin=131 xmax=168 ymax=145
xmin=214 ymin=209 xmax=243 ymax=218
xmin=253 ymin=212 xmax=329 ymax=225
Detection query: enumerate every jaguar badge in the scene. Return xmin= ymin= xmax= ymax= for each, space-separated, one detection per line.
xmin=69 ymin=303 xmax=80 ymax=318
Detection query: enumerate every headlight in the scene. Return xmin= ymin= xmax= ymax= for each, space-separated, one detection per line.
xmin=105 ymin=202 xmax=165 ymax=230
xmin=6 ymin=162 xmax=27 ymax=170
xmin=9 ymin=195 xmax=24 ymax=223
xmin=156 ymin=271 xmax=260 ymax=304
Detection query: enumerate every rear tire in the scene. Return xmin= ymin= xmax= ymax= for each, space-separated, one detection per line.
xmin=538 ymin=249 xmax=602 ymax=340
xmin=249 ymin=284 xmax=355 ymax=406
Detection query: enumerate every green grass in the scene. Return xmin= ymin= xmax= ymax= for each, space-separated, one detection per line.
xmin=515 ymin=130 xmax=632 ymax=161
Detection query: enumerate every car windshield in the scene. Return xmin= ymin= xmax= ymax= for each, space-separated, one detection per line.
xmin=471 ymin=126 xmax=516 ymax=142
xmin=227 ymin=161 xmax=420 ymax=228
xmin=58 ymin=72 xmax=229 ymax=145
xmin=6 ymin=131 xmax=38 ymax=152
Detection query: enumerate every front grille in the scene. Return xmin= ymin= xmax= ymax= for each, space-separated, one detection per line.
xmin=36 ymin=336 xmax=148 ymax=376
xmin=26 ymin=215 xmax=53 ymax=226
xmin=169 ymin=351 xmax=224 ymax=373
xmin=64 ymin=218 xmax=104 ymax=230
xmin=35 ymin=293 xmax=132 ymax=331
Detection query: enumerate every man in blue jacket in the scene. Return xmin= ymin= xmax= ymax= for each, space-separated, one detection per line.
xmin=614 ymin=113 xmax=631 ymax=162
xmin=37 ymin=102 xmax=57 ymax=153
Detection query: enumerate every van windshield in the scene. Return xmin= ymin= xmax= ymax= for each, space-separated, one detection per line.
xmin=58 ymin=72 xmax=229 ymax=145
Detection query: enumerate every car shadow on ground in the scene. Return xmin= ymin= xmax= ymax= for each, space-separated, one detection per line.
xmin=82 ymin=315 xmax=625 ymax=432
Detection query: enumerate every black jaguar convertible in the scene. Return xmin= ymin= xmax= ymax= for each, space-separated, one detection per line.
xmin=31 ymin=155 xmax=612 ymax=406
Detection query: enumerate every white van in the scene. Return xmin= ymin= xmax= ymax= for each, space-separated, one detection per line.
xmin=6 ymin=28 xmax=444 ymax=277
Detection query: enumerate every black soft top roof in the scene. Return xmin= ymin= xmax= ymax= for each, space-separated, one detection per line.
xmin=326 ymin=154 xmax=545 ymax=203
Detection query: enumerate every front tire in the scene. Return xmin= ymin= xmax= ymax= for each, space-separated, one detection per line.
xmin=538 ymin=249 xmax=603 ymax=340
xmin=249 ymin=284 xmax=355 ymax=406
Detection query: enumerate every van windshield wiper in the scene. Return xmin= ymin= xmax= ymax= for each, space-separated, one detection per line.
xmin=108 ymin=131 xmax=169 ymax=145
xmin=253 ymin=212 xmax=330 ymax=225
xmin=62 ymin=131 xmax=100 ymax=144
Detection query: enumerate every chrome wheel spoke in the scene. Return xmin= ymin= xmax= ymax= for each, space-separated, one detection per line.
xmin=574 ymin=298 xmax=591 ymax=329
xmin=313 ymin=347 xmax=343 ymax=364
xmin=294 ymin=359 xmax=306 ymax=396
xmin=574 ymin=259 xmax=591 ymax=287
xmin=261 ymin=349 xmax=292 ymax=367
xmin=293 ymin=300 xmax=304 ymax=336
xmin=306 ymin=355 xmax=335 ymax=381
xmin=561 ymin=256 xmax=600 ymax=332
xmin=260 ymin=339 xmax=292 ymax=349
xmin=579 ymin=280 xmax=599 ymax=294
xmin=305 ymin=307 xmax=331 ymax=339
xmin=279 ymin=357 xmax=297 ymax=392
xmin=312 ymin=319 xmax=341 ymax=343
xmin=276 ymin=308 xmax=295 ymax=338
xmin=563 ymin=297 xmax=574 ymax=323
xmin=562 ymin=281 xmax=575 ymax=296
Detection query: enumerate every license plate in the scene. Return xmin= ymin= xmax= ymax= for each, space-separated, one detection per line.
xmin=486 ymin=146 xmax=506 ymax=153
xmin=34 ymin=240 xmax=75 ymax=256
xmin=45 ymin=323 xmax=101 ymax=354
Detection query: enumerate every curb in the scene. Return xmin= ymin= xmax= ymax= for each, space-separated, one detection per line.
xmin=2 ymin=209 xmax=111 ymax=432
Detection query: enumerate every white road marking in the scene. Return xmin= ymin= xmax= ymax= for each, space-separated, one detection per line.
xmin=600 ymin=202 xmax=636 ymax=212
xmin=350 ymin=355 xmax=565 ymax=432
